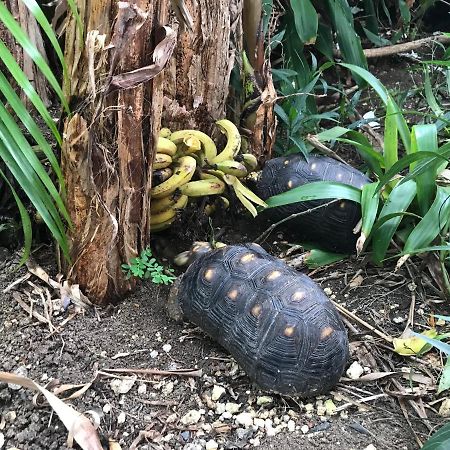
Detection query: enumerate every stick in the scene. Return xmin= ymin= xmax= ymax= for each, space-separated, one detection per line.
xmin=331 ymin=300 xmax=393 ymax=343
xmin=100 ymin=367 xmax=203 ymax=377
xmin=255 ymin=200 xmax=339 ymax=243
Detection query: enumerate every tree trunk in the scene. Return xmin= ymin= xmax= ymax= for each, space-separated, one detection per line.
xmin=61 ymin=0 xmax=252 ymax=305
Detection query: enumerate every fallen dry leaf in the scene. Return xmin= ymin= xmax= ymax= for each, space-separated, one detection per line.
xmin=393 ymin=329 xmax=437 ymax=356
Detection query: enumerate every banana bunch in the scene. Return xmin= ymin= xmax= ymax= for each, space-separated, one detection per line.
xmin=150 ymin=120 xmax=266 ymax=232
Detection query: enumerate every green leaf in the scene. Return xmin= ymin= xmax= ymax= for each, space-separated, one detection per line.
xmin=360 ymin=182 xmax=380 ymax=238
xmin=0 ymin=40 xmax=61 ymax=145
xmin=266 ymin=181 xmax=362 ymax=208
xmin=384 ymin=98 xmax=398 ymax=170
xmin=304 ymin=249 xmax=347 ymax=268
xmin=438 ymin=359 xmax=450 ymax=394
xmin=0 ymin=2 xmax=69 ymax=113
xmin=421 ymin=421 xmax=450 ymax=450
xmin=411 ymin=331 xmax=450 ymax=355
xmin=290 ymin=0 xmax=318 ymax=44
xmin=424 ymin=67 xmax=443 ymax=118
xmin=340 ymin=63 xmax=411 ymax=152
xmin=372 ymin=180 xmax=417 ymax=264
xmin=404 ymin=187 xmax=450 ymax=253
xmin=361 ymin=0 xmax=378 ymax=34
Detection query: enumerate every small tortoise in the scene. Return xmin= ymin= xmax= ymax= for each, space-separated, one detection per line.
xmin=168 ymin=242 xmax=349 ymax=396
xmin=254 ymin=154 xmax=370 ymax=253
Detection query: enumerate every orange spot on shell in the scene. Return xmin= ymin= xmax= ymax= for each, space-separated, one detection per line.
xmin=284 ymin=326 xmax=295 ymax=337
xmin=266 ymin=270 xmax=281 ymax=281
xmin=251 ymin=304 xmax=262 ymax=318
xmin=339 ymin=201 xmax=346 ymax=209
xmin=320 ymin=327 xmax=334 ymax=339
xmin=292 ymin=291 xmax=305 ymax=301
xmin=203 ymin=268 xmax=214 ymax=281
xmin=287 ymin=180 xmax=293 ymax=189
xmin=240 ymin=253 xmax=256 ymax=263
xmin=227 ymin=289 xmax=238 ymax=300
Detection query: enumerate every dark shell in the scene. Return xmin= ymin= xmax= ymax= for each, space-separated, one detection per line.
xmin=177 ymin=243 xmax=349 ymax=396
xmin=254 ymin=154 xmax=370 ymax=253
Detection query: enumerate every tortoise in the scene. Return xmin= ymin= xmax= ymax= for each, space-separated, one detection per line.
xmin=253 ymin=154 xmax=370 ymax=254
xmin=168 ymin=242 xmax=349 ymax=396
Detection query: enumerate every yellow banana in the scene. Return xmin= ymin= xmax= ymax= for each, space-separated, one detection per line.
xmin=151 ymin=155 xmax=197 ymax=199
xmin=170 ymin=130 xmax=217 ymax=162
xmin=212 ymin=119 xmax=241 ymax=163
xmin=152 ymin=167 xmax=173 ymax=186
xmin=180 ymin=178 xmax=226 ymax=197
xmin=157 ymin=137 xmax=177 ymax=156
xmin=151 ymin=207 xmax=177 ymax=225
xmin=159 ymin=128 xmax=172 ymax=138
xmin=199 ymin=170 xmax=223 ymax=180
xmin=184 ymin=136 xmax=202 ymax=153
xmin=151 ymin=194 xmax=188 ymax=214
xmin=204 ymin=196 xmax=230 ymax=216
xmin=154 ymin=153 xmax=173 ymax=169
xmin=214 ymin=160 xmax=248 ymax=178
xmin=240 ymin=153 xmax=258 ymax=171
xmin=152 ymin=217 xmax=176 ymax=232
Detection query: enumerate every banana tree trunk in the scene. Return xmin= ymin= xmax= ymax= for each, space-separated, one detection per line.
xmin=61 ymin=0 xmax=254 ymax=305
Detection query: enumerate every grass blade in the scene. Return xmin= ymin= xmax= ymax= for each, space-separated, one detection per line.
xmin=384 ymin=98 xmax=398 ymax=170
xmin=360 ymin=182 xmax=380 ymax=239
xmin=305 ymin=249 xmax=348 ymax=268
xmin=372 ymin=180 xmax=417 ymax=264
xmin=290 ymin=0 xmax=318 ymax=44
xmin=266 ymin=181 xmax=361 ymax=208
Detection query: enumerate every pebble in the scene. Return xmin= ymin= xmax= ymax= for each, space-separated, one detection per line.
xmin=287 ymin=420 xmax=295 ymax=432
xmin=0 ymin=432 xmax=4 ymax=449
xmin=225 ymin=402 xmax=241 ymax=413
xmin=364 ymin=446 xmax=377 ymax=450
xmin=166 ymin=413 xmax=178 ymax=423
xmin=205 ymin=439 xmax=218 ymax=450
xmin=103 ymin=404 xmax=111 ymax=414
xmin=439 ymin=399 xmax=450 ymax=417
xmin=249 ymin=437 xmax=260 ymax=446
xmin=265 ymin=419 xmax=277 ymax=437
xmin=110 ymin=377 xmax=136 ymax=395
xmin=346 ymin=361 xmax=364 ymax=380
xmin=323 ymin=287 xmax=332 ymax=296
xmin=181 ymin=410 xmax=202 ymax=425
xmin=211 ymin=385 xmax=226 ymax=401
xmin=8 ymin=366 xmax=27 ymax=390
xmin=138 ymin=384 xmax=147 ymax=395
xmin=301 ymin=424 xmax=309 ymax=434
xmin=150 ymin=350 xmax=159 ymax=358
xmin=254 ymin=418 xmax=265 ymax=428
xmin=256 ymin=395 xmax=273 ymax=406
xmin=162 ymin=381 xmax=174 ymax=396
xmin=162 ymin=344 xmax=172 ymax=353
xmin=215 ymin=403 xmax=226 ymax=414
xmin=235 ymin=412 xmax=253 ymax=428
xmin=117 ymin=411 xmax=126 ymax=425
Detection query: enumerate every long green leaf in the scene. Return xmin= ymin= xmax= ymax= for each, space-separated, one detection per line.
xmin=266 ymin=181 xmax=362 ymax=208
xmin=384 ymin=98 xmax=398 ymax=170
xmin=340 ymin=63 xmax=411 ymax=152
xmin=360 ymin=182 xmax=379 ymax=238
xmin=421 ymin=421 xmax=450 ymax=450
xmin=372 ymin=180 xmax=417 ymax=264
xmin=0 ymin=2 xmax=69 ymax=113
xmin=305 ymin=249 xmax=347 ymax=268
xmin=410 ymin=124 xmax=438 ymax=214
xmin=404 ymin=187 xmax=450 ymax=253
xmin=0 ymin=168 xmax=32 ymax=265
xmin=424 ymin=67 xmax=443 ymax=117
xmin=0 ymin=40 xmax=61 ymax=145
xmin=290 ymin=0 xmax=318 ymax=44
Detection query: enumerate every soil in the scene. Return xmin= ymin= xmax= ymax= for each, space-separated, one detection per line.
xmin=2 ymin=42 xmax=450 ymax=450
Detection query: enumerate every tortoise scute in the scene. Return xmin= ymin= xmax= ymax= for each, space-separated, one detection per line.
xmin=178 ymin=244 xmax=349 ymax=396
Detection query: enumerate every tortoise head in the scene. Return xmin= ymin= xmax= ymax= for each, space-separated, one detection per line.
xmin=173 ymin=241 xmax=226 ymax=267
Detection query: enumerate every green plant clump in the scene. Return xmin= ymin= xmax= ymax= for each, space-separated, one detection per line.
xmin=121 ymin=248 xmax=176 ymax=285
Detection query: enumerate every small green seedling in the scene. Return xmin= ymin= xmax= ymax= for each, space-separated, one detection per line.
xmin=121 ymin=248 xmax=176 ymax=285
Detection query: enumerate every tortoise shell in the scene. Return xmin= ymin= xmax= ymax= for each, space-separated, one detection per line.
xmin=254 ymin=154 xmax=370 ymax=253
xmin=177 ymin=243 xmax=349 ymax=396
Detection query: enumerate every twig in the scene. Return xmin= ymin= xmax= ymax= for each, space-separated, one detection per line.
xmin=305 ymin=134 xmax=350 ymax=165
xmin=3 ymin=273 xmax=31 ymax=293
xmin=331 ymin=300 xmax=393 ymax=343
xmin=335 ymin=34 xmax=450 ymax=59
xmin=335 ymin=393 xmax=388 ymax=412
xmin=100 ymin=367 xmax=203 ymax=377
xmin=255 ymin=200 xmax=339 ymax=243
xmin=12 ymin=292 xmax=51 ymax=326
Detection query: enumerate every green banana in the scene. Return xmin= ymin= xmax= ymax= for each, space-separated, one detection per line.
xmin=170 ymin=130 xmax=217 ymax=163
xmin=151 ymin=207 xmax=177 ymax=225
xmin=240 ymin=153 xmax=258 ymax=171
xmin=212 ymin=119 xmax=241 ymax=163
xmin=152 ymin=167 xmax=173 ymax=186
xmin=154 ymin=153 xmax=173 ymax=169
xmin=184 ymin=136 xmax=202 ymax=153
xmin=157 ymin=137 xmax=177 ymax=156
xmin=214 ymin=160 xmax=248 ymax=178
xmin=151 ymin=155 xmax=196 ymax=199
xmin=152 ymin=216 xmax=176 ymax=232
xmin=159 ymin=127 xmax=172 ymax=138
xmin=180 ymin=178 xmax=225 ymax=197
xmin=151 ymin=193 xmax=188 ymax=214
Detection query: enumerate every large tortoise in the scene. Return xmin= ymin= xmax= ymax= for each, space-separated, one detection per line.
xmin=253 ymin=154 xmax=370 ymax=253
xmin=168 ymin=242 xmax=349 ymax=396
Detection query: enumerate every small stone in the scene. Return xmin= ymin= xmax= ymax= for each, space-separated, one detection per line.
xmin=439 ymin=399 xmax=450 ymax=417
xmin=304 ymin=403 xmax=314 ymax=412
xmin=117 ymin=411 xmax=126 ymax=425
xmin=205 ymin=439 xmax=218 ymax=450
xmin=265 ymin=419 xmax=277 ymax=437
xmin=163 ymin=344 xmax=172 ymax=353
xmin=221 ymin=412 xmax=233 ymax=420
xmin=364 ymin=446 xmax=377 ymax=450
xmin=103 ymin=404 xmax=111 ymax=414
xmin=4 ymin=411 xmax=16 ymax=423
xmin=163 ymin=433 xmax=175 ymax=442
xmin=249 ymin=437 xmax=260 ymax=447
xmin=162 ymin=381 xmax=174 ymax=396
xmin=346 ymin=361 xmax=364 ymax=380
xmin=137 ymin=383 xmax=147 ymax=394
xmin=287 ymin=420 xmax=295 ymax=432
xmin=323 ymin=287 xmax=332 ymax=296
xmin=211 ymin=385 xmax=226 ymax=401
xmin=256 ymin=396 xmax=273 ymax=406
xmin=202 ymin=424 xmax=212 ymax=432
xmin=235 ymin=412 xmax=253 ymax=428
xmin=316 ymin=400 xmax=326 ymax=416
xmin=8 ymin=366 xmax=27 ymax=390
xmin=110 ymin=376 xmax=136 ymax=394
xmin=166 ymin=413 xmax=178 ymax=423
xmin=301 ymin=424 xmax=309 ymax=434
xmin=225 ymin=402 xmax=241 ymax=413
xmin=325 ymin=399 xmax=337 ymax=415
xmin=393 ymin=316 xmax=405 ymax=324
xmin=150 ymin=350 xmax=159 ymax=358
xmin=0 ymin=432 xmax=4 ymax=449
xmin=215 ymin=403 xmax=226 ymax=414
xmin=254 ymin=418 xmax=265 ymax=428
xmin=181 ymin=410 xmax=202 ymax=426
